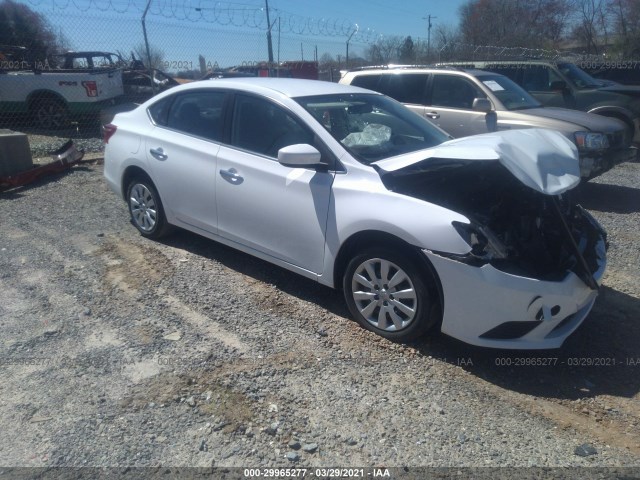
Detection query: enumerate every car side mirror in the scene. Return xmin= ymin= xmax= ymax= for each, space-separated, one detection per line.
xmin=277 ymin=144 xmax=324 ymax=168
xmin=549 ymin=80 xmax=567 ymax=91
xmin=472 ymin=98 xmax=492 ymax=113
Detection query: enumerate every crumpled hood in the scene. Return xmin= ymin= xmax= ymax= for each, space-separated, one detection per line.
xmin=373 ymin=128 xmax=580 ymax=195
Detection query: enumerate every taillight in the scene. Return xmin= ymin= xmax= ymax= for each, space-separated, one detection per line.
xmin=103 ymin=124 xmax=117 ymax=144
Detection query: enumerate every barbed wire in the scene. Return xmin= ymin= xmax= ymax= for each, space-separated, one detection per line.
xmin=26 ymin=0 xmax=383 ymax=42
xmin=437 ymin=42 xmax=563 ymax=61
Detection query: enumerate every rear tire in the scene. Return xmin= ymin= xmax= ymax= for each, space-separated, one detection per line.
xmin=343 ymin=247 xmax=439 ymax=342
xmin=32 ymin=97 xmax=70 ymax=130
xmin=126 ymin=178 xmax=171 ymax=239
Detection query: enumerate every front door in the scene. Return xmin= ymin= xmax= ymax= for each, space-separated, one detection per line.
xmin=215 ymin=94 xmax=334 ymax=274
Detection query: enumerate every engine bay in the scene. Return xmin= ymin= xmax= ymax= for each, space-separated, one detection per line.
xmin=380 ymin=159 xmax=605 ymax=285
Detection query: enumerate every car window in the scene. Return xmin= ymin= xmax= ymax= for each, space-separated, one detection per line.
xmin=231 ymin=94 xmax=314 ymax=158
xmin=350 ymin=74 xmax=381 ymax=91
xmin=557 ymin=63 xmax=601 ymax=89
xmin=165 ymin=91 xmax=225 ymax=141
xmin=521 ymin=66 xmax=562 ymax=92
xmin=476 ymin=74 xmax=541 ymax=110
xmin=484 ymin=65 xmax=519 ymax=82
xmin=378 ymin=73 xmax=428 ymax=104
xmin=147 ymin=96 xmax=172 ymax=126
xmin=296 ymin=93 xmax=449 ymax=164
xmin=431 ymin=75 xmax=485 ymax=109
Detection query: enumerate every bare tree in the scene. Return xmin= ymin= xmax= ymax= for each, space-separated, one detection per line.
xmin=366 ymin=36 xmax=405 ymax=64
xmin=134 ymin=43 xmax=165 ymax=70
xmin=570 ymin=0 xmax=610 ymax=54
xmin=0 ymin=0 xmax=69 ymax=65
xmin=458 ymin=0 xmax=572 ymax=49
xmin=608 ymin=0 xmax=640 ymax=56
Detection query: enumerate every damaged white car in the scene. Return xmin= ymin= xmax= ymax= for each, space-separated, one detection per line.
xmin=104 ymin=79 xmax=607 ymax=349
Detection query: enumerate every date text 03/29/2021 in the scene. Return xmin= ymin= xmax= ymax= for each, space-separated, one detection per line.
xmin=243 ymin=468 xmax=391 ymax=478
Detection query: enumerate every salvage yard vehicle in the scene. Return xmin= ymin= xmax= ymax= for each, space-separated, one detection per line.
xmin=103 ymin=78 xmax=607 ymax=349
xmin=54 ymin=51 xmax=179 ymax=103
xmin=439 ymin=60 xmax=640 ymax=145
xmin=340 ymin=66 xmax=636 ymax=179
xmin=0 ymin=49 xmax=123 ymax=129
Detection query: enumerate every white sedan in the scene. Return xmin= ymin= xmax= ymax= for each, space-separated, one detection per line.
xmin=103 ymin=78 xmax=606 ymax=349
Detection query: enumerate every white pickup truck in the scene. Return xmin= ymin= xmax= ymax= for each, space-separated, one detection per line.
xmin=0 ymin=68 xmax=123 ymax=129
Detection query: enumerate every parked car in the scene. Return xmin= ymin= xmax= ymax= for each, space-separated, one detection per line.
xmin=55 ymin=51 xmax=179 ymax=102
xmin=340 ymin=66 xmax=636 ymax=179
xmin=0 ymin=48 xmax=123 ymax=129
xmin=439 ymin=60 xmax=640 ymax=144
xmin=104 ymin=78 xmax=606 ymax=349
xmin=581 ymin=62 xmax=640 ymax=86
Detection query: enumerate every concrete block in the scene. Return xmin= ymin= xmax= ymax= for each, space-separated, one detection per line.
xmin=0 ymin=129 xmax=33 ymax=177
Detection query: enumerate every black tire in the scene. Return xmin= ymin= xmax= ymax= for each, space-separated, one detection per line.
xmin=32 ymin=97 xmax=70 ymax=130
xmin=126 ymin=178 xmax=171 ymax=239
xmin=343 ymin=247 xmax=439 ymax=342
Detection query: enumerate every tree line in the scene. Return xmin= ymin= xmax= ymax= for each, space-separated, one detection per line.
xmin=320 ymin=0 xmax=640 ymax=69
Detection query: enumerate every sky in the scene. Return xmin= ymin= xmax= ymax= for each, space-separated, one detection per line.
xmin=25 ymin=0 xmax=468 ymax=69
xmin=268 ymin=0 xmax=465 ymax=39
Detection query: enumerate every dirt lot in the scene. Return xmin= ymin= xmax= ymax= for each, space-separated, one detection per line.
xmin=0 ymin=145 xmax=639 ymax=475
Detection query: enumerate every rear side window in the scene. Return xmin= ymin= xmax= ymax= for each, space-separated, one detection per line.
xmin=378 ymin=73 xmax=428 ymax=104
xmin=165 ymin=91 xmax=226 ymax=141
xmin=148 ymin=96 xmax=171 ymax=126
xmin=350 ymin=74 xmax=381 ymax=91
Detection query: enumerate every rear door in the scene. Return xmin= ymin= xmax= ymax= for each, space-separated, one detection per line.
xmin=144 ymin=89 xmax=227 ymax=234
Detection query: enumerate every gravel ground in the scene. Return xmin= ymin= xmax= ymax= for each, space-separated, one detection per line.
xmin=0 ymin=141 xmax=639 ymax=473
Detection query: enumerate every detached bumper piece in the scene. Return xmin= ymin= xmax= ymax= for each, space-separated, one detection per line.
xmin=0 ymin=140 xmax=85 ymax=191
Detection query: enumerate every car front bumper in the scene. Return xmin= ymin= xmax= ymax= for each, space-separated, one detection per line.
xmin=423 ymin=233 xmax=607 ymax=349
xmin=579 ymin=146 xmax=637 ymax=178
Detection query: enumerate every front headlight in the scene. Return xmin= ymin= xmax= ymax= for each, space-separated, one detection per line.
xmin=574 ymin=131 xmax=609 ymax=150
xmin=452 ymin=221 xmax=509 ymax=260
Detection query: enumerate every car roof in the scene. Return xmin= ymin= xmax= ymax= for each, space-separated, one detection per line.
xmin=345 ymin=66 xmax=498 ymax=78
xmin=178 ymin=78 xmax=374 ymax=98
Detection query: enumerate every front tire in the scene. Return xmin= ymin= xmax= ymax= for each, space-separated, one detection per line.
xmin=343 ymin=248 xmax=438 ymax=342
xmin=126 ymin=178 xmax=171 ymax=239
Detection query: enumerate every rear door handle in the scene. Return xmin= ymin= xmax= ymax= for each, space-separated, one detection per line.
xmin=219 ymin=168 xmax=244 ymax=185
xmin=425 ymin=111 xmax=440 ymax=119
xmin=149 ymin=147 xmax=167 ymax=160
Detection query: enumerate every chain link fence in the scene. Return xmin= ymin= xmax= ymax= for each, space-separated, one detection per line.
xmin=2 ymin=0 xmax=639 ymax=139
xmin=0 ymin=0 xmax=379 ymax=135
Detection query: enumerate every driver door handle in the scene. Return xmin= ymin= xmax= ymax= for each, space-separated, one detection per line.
xmin=425 ymin=111 xmax=440 ymax=119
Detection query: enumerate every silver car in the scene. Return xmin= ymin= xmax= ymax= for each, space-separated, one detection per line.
xmin=104 ymin=78 xmax=606 ymax=349
xmin=340 ymin=66 xmax=636 ymax=179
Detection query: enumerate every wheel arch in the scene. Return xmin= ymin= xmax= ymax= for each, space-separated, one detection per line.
xmin=121 ymin=165 xmax=155 ymax=202
xmin=588 ymin=106 xmax=636 ymax=137
xmin=27 ymin=90 xmax=68 ymax=111
xmin=333 ymin=230 xmax=444 ymax=312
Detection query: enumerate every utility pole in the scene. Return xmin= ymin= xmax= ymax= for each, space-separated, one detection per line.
xmin=141 ymin=0 xmax=156 ymax=95
xmin=346 ymin=24 xmax=358 ymax=68
xmin=423 ymin=14 xmax=437 ymax=59
xmin=265 ymin=0 xmax=274 ymax=63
